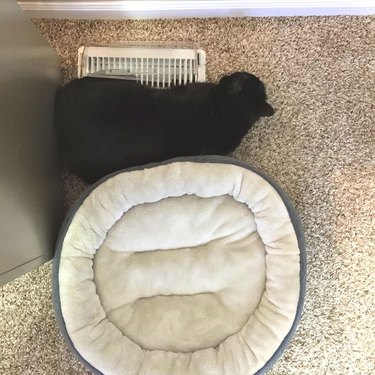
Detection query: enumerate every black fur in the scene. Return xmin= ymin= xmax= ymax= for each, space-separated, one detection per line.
xmin=55 ymin=72 xmax=274 ymax=183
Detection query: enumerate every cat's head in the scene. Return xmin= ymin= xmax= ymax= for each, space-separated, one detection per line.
xmin=218 ymin=72 xmax=274 ymax=120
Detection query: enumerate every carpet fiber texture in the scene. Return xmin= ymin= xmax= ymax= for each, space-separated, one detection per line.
xmin=1 ymin=16 xmax=374 ymax=375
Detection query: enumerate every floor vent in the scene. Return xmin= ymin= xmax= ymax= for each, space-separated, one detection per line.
xmin=77 ymin=42 xmax=206 ymax=88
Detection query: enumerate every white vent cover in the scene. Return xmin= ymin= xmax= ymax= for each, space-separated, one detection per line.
xmin=78 ymin=43 xmax=206 ymax=88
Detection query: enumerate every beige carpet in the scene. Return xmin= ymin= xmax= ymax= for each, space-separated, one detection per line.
xmin=1 ymin=16 xmax=374 ymax=375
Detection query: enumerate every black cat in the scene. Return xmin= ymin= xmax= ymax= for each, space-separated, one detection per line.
xmin=55 ymin=72 xmax=274 ymax=183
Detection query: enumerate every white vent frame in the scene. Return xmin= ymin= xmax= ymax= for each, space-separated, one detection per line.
xmin=77 ymin=44 xmax=206 ymax=88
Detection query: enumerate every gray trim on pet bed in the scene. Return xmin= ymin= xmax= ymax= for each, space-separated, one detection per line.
xmin=53 ymin=155 xmax=306 ymax=375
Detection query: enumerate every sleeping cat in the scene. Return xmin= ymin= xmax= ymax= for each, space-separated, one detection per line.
xmin=55 ymin=72 xmax=274 ymax=183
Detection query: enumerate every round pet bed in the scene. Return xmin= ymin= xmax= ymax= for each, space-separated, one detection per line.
xmin=53 ymin=156 xmax=306 ymax=375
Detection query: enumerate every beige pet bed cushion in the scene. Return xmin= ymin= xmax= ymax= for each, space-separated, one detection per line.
xmin=53 ymin=156 xmax=306 ymax=375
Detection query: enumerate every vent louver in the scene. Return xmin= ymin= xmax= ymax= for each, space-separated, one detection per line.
xmin=78 ymin=43 xmax=206 ymax=88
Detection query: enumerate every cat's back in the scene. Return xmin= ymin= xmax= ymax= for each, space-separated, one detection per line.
xmin=56 ymin=77 xmax=154 ymax=113
xmin=56 ymin=77 xmax=215 ymax=114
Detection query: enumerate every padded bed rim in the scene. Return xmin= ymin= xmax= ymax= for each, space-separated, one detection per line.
xmin=52 ymin=155 xmax=307 ymax=375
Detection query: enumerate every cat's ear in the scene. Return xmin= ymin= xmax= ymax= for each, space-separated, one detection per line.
xmin=260 ymin=102 xmax=275 ymax=117
xmin=219 ymin=74 xmax=247 ymax=96
xmin=229 ymin=78 xmax=246 ymax=95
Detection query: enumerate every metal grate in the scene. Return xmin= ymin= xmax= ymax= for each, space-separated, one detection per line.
xmin=78 ymin=44 xmax=206 ymax=88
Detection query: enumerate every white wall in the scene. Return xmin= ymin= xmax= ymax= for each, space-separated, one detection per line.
xmin=18 ymin=0 xmax=375 ymax=19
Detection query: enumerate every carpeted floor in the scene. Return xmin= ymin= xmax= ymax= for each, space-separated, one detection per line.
xmin=1 ymin=16 xmax=374 ymax=375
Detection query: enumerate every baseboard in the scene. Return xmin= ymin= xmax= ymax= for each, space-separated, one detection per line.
xmin=18 ymin=0 xmax=375 ymax=19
